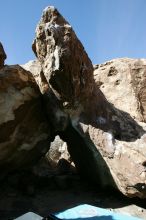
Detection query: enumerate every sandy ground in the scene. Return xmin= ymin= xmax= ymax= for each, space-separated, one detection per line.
xmin=0 ymin=173 xmax=146 ymax=220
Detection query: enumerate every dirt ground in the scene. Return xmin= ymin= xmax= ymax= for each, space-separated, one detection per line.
xmin=0 ymin=173 xmax=146 ymax=220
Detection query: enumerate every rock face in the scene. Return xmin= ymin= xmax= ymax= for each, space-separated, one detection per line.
xmin=0 ymin=42 xmax=7 ymax=69
xmin=93 ymin=58 xmax=146 ymax=197
xmin=32 ymin=6 xmax=94 ymax=129
xmin=22 ymin=60 xmax=44 ymax=93
xmin=0 ymin=64 xmax=50 ymax=177
xmin=46 ymin=135 xmax=70 ymax=167
xmin=30 ymin=7 xmax=146 ymax=198
xmin=94 ymin=58 xmax=146 ymax=122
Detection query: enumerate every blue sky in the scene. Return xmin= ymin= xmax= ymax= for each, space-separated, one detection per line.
xmin=0 ymin=0 xmax=146 ymax=65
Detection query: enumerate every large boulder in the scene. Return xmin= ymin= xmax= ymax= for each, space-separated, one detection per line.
xmin=0 ymin=42 xmax=7 ymax=69
xmin=0 ymin=64 xmax=50 ymax=177
xmin=32 ymin=6 xmax=94 ymax=133
xmin=31 ymin=6 xmax=146 ymax=198
xmin=32 ymin=6 xmax=94 ymax=100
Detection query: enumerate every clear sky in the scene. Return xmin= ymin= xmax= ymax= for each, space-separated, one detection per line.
xmin=0 ymin=0 xmax=146 ymax=65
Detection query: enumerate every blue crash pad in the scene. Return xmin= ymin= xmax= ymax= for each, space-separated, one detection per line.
xmin=51 ymin=204 xmax=142 ymax=220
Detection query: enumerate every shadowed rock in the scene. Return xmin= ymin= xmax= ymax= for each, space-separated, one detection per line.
xmin=0 ymin=65 xmax=50 ymax=178
xmin=0 ymin=42 xmax=7 ymax=68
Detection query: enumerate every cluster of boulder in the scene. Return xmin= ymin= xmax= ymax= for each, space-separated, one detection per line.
xmin=0 ymin=6 xmax=146 ymax=198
